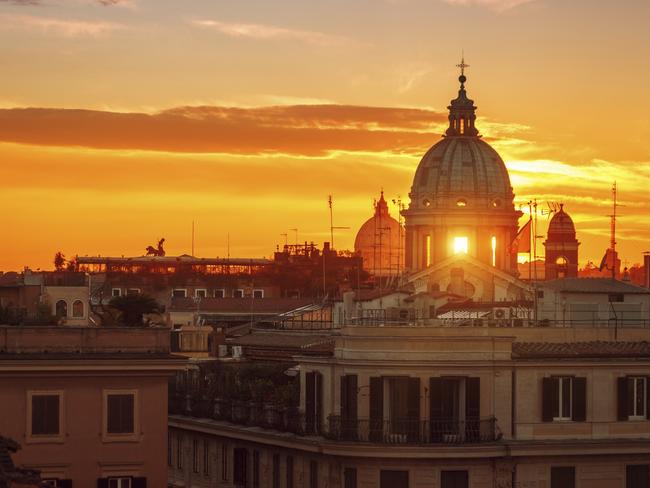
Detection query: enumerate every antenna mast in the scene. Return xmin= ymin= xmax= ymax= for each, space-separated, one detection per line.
xmin=610 ymin=182 xmax=618 ymax=279
xmin=192 ymin=220 xmax=195 ymax=256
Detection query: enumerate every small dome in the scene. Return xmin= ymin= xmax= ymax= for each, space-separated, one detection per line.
xmin=409 ymin=137 xmax=514 ymax=210
xmin=354 ymin=192 xmax=403 ymax=276
xmin=547 ymin=204 xmax=576 ymax=240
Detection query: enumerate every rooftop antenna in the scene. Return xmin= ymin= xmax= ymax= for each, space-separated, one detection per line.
xmin=192 ymin=220 xmax=195 ymax=257
xmin=327 ymin=194 xmax=350 ymax=250
xmin=280 ymin=233 xmax=288 ymax=248
xmin=608 ymin=182 xmax=624 ymax=279
xmin=290 ymin=228 xmax=298 ymax=248
xmin=227 ymin=232 xmax=230 ymax=260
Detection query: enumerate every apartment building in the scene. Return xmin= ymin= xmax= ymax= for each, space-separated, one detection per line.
xmin=169 ymin=323 xmax=650 ymax=488
xmin=0 ymin=325 xmax=186 ymax=487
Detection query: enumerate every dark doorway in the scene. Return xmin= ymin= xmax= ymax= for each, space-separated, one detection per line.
xmin=380 ymin=470 xmax=408 ymax=488
xmin=233 ymin=448 xmax=248 ymax=488
xmin=441 ymin=470 xmax=468 ymax=488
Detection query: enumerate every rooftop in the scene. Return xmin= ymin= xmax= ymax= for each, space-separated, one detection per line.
xmin=542 ymin=278 xmax=650 ymax=294
xmin=513 ymin=341 xmax=650 ymax=359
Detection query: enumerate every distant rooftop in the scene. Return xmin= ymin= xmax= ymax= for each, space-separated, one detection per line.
xmin=513 ymin=341 xmax=650 ymax=359
xmin=0 ymin=325 xmax=174 ymax=357
xmin=542 ymin=278 xmax=650 ymax=294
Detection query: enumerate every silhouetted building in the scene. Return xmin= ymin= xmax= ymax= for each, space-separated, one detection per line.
xmin=544 ymin=204 xmax=579 ymax=279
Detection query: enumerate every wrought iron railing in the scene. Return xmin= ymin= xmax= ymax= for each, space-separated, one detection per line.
xmin=325 ymin=416 xmax=500 ymax=444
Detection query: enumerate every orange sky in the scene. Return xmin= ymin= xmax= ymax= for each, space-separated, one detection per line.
xmin=1 ymin=0 xmax=649 ymax=271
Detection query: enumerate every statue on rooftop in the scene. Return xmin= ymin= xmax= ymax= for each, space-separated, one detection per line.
xmin=146 ymin=238 xmax=166 ymax=257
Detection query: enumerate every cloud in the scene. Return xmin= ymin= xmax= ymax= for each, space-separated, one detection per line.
xmin=0 ymin=13 xmax=124 ymax=36
xmin=441 ymin=0 xmax=535 ymax=11
xmin=0 ymin=0 xmax=133 ymax=5
xmin=190 ymin=19 xmax=346 ymax=46
xmin=0 ymin=105 xmax=449 ymax=156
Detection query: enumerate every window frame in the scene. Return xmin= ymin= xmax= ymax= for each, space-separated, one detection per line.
xmin=26 ymin=390 xmax=65 ymax=443
xmin=195 ymin=288 xmax=208 ymax=299
xmin=172 ymin=288 xmax=188 ymax=298
xmin=102 ymin=389 xmax=139 ymax=442
xmin=554 ymin=376 xmax=573 ymax=421
xmin=126 ymin=288 xmax=141 ymax=296
xmin=252 ymin=289 xmax=264 ymax=299
xmin=111 ymin=288 xmax=122 ymax=297
xmin=629 ymin=376 xmax=647 ymax=420
xmin=214 ymin=289 xmax=225 ymax=298
xmin=107 ymin=477 xmax=132 ymax=488
xmin=233 ymin=289 xmax=244 ymax=298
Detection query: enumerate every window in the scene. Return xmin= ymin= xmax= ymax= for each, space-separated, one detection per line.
xmin=214 ymin=289 xmax=225 ymax=298
xmin=618 ymin=376 xmax=649 ymax=420
xmin=309 ymin=460 xmax=318 ymax=488
xmin=542 ymin=377 xmax=586 ymax=422
xmin=108 ymin=478 xmax=131 ymax=488
xmin=441 ymin=470 xmax=468 ymax=488
xmin=253 ymin=289 xmax=264 ymax=299
xmin=105 ymin=392 xmax=135 ymax=435
xmin=550 ymin=466 xmax=575 ymax=488
xmin=491 ymin=236 xmax=497 ymax=267
xmin=30 ymin=393 xmax=61 ymax=437
xmin=252 ymin=450 xmax=260 ymax=488
xmin=272 ymin=454 xmax=280 ymax=488
xmin=203 ymin=439 xmax=210 ymax=476
xmin=344 ymin=468 xmax=357 ymax=488
xmin=111 ymin=288 xmax=122 ymax=297
xmin=380 ymin=470 xmax=408 ymax=488
xmin=55 ymin=300 xmax=67 ymax=318
xmin=221 ymin=444 xmax=228 ymax=481
xmin=422 ymin=198 xmax=431 ymax=207
xmin=425 ymin=235 xmax=431 ymax=267
xmin=195 ymin=289 xmax=207 ymax=299
xmin=233 ymin=448 xmax=247 ymax=487
xmin=456 ymin=198 xmax=467 ymax=207
xmin=192 ymin=439 xmax=199 ymax=473
xmin=627 ymin=465 xmax=650 ymax=488
xmin=172 ymin=289 xmax=187 ymax=298
xmin=127 ymin=288 xmax=140 ymax=296
xmin=428 ymin=377 xmax=480 ymax=442
xmin=233 ymin=289 xmax=244 ymax=298
xmin=453 ymin=236 xmax=468 ymax=254
xmin=43 ymin=481 xmax=72 ymax=488
xmin=176 ymin=435 xmax=183 ymax=469
xmin=72 ymin=300 xmax=84 ymax=318
xmin=305 ymin=372 xmax=323 ymax=435
xmin=609 ymin=293 xmax=624 ymax=303
xmin=286 ymin=456 xmax=294 ymax=488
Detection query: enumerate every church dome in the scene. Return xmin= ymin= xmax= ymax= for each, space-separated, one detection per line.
xmin=408 ymin=66 xmax=514 ymax=212
xmin=547 ymin=204 xmax=576 ymax=241
xmin=354 ymin=192 xmax=403 ymax=277
xmin=410 ymin=137 xmax=514 ymax=210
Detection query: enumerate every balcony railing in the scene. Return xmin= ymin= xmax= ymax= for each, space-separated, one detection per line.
xmin=169 ymin=392 xmax=304 ymax=435
xmin=325 ymin=416 xmax=500 ymax=444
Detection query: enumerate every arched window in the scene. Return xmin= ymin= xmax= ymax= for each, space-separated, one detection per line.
xmin=72 ymin=300 xmax=84 ymax=318
xmin=55 ymin=300 xmax=68 ymax=318
xmin=556 ymin=256 xmax=568 ymax=266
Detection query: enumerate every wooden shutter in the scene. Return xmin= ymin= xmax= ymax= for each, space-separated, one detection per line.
xmin=132 ymin=478 xmax=147 ymax=488
xmin=315 ymin=372 xmax=323 ymax=433
xmin=340 ymin=375 xmax=348 ymax=420
xmin=97 ymin=479 xmax=108 ymax=488
xmin=348 ymin=375 xmax=358 ymax=421
xmin=572 ymin=377 xmax=587 ymax=422
xmin=407 ymin=377 xmax=420 ymax=420
xmin=369 ymin=377 xmax=383 ymax=441
xmin=429 ymin=377 xmax=443 ymax=442
xmin=305 ymin=372 xmax=315 ymax=432
xmin=542 ymin=377 xmax=558 ymax=422
xmin=466 ymin=377 xmax=480 ymax=419
xmin=646 ymin=377 xmax=650 ymax=420
xmin=429 ymin=378 xmax=443 ymax=420
xmin=617 ymin=376 xmax=628 ymax=421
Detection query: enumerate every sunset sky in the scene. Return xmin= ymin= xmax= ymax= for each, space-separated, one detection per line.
xmin=1 ymin=0 xmax=649 ymax=271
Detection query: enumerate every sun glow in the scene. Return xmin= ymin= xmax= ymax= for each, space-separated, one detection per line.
xmin=453 ymin=236 xmax=468 ymax=254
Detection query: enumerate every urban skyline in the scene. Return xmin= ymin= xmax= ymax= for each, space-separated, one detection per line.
xmin=1 ymin=0 xmax=649 ymax=272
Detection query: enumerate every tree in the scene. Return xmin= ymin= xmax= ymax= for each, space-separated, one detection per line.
xmin=108 ymin=294 xmax=163 ymax=327
xmin=53 ymin=251 xmax=66 ymax=271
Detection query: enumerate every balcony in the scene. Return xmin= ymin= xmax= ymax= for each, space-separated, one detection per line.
xmin=326 ymin=416 xmax=500 ymax=444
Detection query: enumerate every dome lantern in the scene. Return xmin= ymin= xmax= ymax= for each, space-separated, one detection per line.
xmin=445 ymin=56 xmax=479 ymax=137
